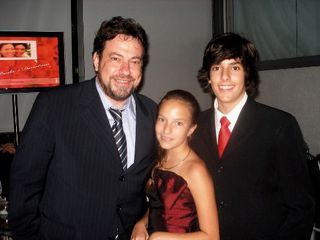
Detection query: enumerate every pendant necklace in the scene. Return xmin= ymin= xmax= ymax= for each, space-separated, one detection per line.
xmin=161 ymin=148 xmax=191 ymax=170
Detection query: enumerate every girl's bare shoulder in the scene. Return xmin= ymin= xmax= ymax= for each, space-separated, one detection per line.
xmin=181 ymin=151 xmax=211 ymax=182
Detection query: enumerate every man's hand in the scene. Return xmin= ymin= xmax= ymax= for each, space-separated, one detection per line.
xmin=1 ymin=143 xmax=16 ymax=154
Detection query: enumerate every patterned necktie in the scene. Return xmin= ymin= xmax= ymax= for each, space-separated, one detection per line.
xmin=218 ymin=116 xmax=231 ymax=158
xmin=109 ymin=108 xmax=127 ymax=171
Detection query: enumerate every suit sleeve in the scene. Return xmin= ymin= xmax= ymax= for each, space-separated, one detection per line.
xmin=267 ymin=115 xmax=315 ymax=240
xmin=9 ymin=92 xmax=54 ymax=240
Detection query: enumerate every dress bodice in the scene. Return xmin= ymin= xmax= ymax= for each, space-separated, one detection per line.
xmin=147 ymin=168 xmax=199 ymax=233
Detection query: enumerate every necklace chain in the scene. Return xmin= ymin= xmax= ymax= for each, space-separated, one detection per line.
xmin=160 ymin=148 xmax=191 ymax=170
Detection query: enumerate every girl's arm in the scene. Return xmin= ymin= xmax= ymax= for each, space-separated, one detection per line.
xmin=131 ymin=209 xmax=149 ymax=240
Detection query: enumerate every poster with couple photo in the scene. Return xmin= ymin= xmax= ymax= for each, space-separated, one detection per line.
xmin=0 ymin=31 xmax=65 ymax=93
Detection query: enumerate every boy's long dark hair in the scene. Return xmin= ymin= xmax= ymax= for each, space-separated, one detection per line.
xmin=198 ymin=32 xmax=260 ymax=98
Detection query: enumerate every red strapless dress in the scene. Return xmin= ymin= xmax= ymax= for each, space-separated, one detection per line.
xmin=147 ymin=168 xmax=199 ymax=233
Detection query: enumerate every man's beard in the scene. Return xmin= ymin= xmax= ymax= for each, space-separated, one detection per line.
xmin=99 ymin=76 xmax=136 ymax=101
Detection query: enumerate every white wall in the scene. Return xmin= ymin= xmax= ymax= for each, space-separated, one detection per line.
xmin=258 ymin=67 xmax=320 ymax=155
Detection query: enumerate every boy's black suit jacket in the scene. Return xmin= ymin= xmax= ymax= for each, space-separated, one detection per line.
xmin=192 ymin=98 xmax=315 ymax=240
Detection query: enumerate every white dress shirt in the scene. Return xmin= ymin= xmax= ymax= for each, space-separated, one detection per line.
xmin=96 ymin=78 xmax=136 ymax=168
xmin=214 ymin=93 xmax=248 ymax=142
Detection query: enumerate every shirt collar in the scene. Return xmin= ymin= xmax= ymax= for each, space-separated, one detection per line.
xmin=95 ymin=77 xmax=135 ymax=113
xmin=214 ymin=92 xmax=248 ymax=131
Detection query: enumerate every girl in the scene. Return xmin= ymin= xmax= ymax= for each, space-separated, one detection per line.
xmin=0 ymin=43 xmax=15 ymax=58
xmin=132 ymin=89 xmax=219 ymax=240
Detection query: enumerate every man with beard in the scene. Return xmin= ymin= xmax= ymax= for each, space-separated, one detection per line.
xmin=9 ymin=16 xmax=157 ymax=240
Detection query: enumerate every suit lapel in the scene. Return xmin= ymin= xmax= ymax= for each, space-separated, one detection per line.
xmin=222 ymin=98 xmax=258 ymax=158
xmin=208 ymin=109 xmax=220 ymax=160
xmin=78 ymin=79 xmax=120 ymax=164
xmin=130 ymin=94 xmax=154 ymax=170
xmin=197 ymin=109 xmax=220 ymax=168
xmin=78 ymin=84 xmax=155 ymax=172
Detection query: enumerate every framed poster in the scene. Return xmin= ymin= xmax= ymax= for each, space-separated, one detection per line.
xmin=0 ymin=31 xmax=65 ymax=93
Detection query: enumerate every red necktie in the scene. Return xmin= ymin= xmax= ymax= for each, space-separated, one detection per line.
xmin=218 ymin=116 xmax=231 ymax=157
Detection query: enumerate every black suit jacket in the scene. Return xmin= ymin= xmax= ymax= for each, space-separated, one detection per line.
xmin=191 ymin=98 xmax=315 ymax=240
xmin=9 ymin=79 xmax=157 ymax=240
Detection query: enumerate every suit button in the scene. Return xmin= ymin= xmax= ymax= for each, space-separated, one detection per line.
xmin=219 ymin=200 xmax=225 ymax=208
xmin=217 ymin=166 xmax=224 ymax=173
xmin=117 ymin=204 xmax=122 ymax=213
xmin=119 ymin=175 xmax=126 ymax=181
